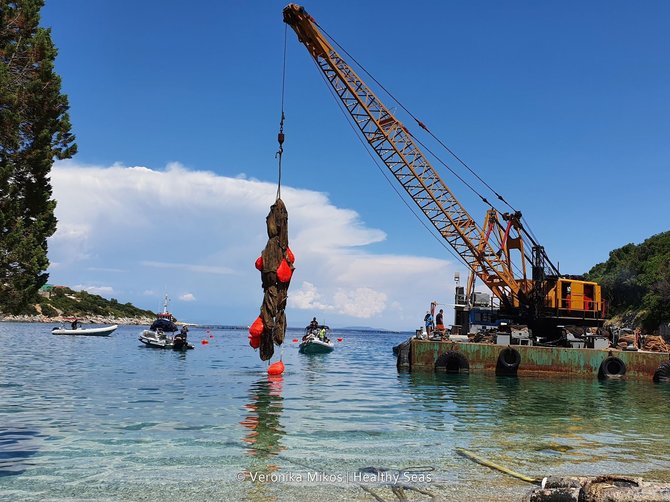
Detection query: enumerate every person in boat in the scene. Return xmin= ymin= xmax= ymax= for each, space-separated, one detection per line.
xmin=179 ymin=325 xmax=189 ymax=339
xmin=309 ymin=317 xmax=318 ymax=332
xmin=319 ymin=327 xmax=327 ymax=341
xmin=71 ymin=318 xmax=80 ymax=330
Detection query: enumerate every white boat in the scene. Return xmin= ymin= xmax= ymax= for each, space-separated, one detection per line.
xmin=52 ymin=324 xmax=118 ymax=336
xmin=299 ymin=324 xmax=334 ymax=354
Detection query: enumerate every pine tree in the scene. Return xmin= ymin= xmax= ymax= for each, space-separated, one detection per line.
xmin=0 ymin=0 xmax=76 ymax=314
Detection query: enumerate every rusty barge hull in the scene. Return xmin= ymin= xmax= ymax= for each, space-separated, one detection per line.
xmin=409 ymin=339 xmax=670 ymax=381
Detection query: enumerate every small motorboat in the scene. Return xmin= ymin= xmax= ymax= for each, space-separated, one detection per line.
xmin=52 ymin=324 xmax=118 ymax=336
xmin=138 ymin=329 xmax=193 ymax=350
xmin=299 ymin=324 xmax=334 ymax=354
xmin=138 ymin=295 xmax=193 ymax=350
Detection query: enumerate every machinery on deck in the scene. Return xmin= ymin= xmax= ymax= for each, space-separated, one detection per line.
xmin=283 ymin=4 xmax=605 ymax=342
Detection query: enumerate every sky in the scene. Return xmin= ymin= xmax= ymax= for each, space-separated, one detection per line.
xmin=39 ymin=1 xmax=669 ymax=330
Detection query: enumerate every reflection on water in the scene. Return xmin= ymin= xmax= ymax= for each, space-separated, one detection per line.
xmin=241 ymin=376 xmax=285 ymax=458
xmin=240 ymin=375 xmax=285 ymax=502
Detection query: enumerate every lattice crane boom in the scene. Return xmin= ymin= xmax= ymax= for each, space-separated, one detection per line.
xmin=283 ymin=3 xmax=527 ymax=307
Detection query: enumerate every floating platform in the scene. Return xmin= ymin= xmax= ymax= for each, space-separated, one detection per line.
xmin=400 ymin=339 xmax=670 ymax=382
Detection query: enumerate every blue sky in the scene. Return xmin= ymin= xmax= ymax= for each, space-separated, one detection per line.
xmin=40 ymin=1 xmax=669 ymax=330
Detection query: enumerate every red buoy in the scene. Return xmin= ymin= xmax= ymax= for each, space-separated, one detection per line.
xmin=249 ymin=316 xmax=264 ymax=336
xmin=286 ymin=247 xmax=295 ymax=264
xmin=337 ymin=338 xmax=343 ymax=342
xmin=201 ymin=339 xmax=208 ymax=345
xmin=292 ymin=338 xmax=298 ymax=343
xmin=276 ymin=259 xmax=292 ymax=283
xmin=249 ymin=334 xmax=260 ymax=349
xmin=267 ymin=360 xmax=285 ymax=375
xmin=254 ymin=255 xmax=263 ymax=271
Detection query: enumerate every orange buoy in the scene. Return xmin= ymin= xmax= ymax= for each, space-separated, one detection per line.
xmin=286 ymin=247 xmax=295 ymax=264
xmin=254 ymin=255 xmax=263 ymax=271
xmin=267 ymin=360 xmax=285 ymax=375
xmin=249 ymin=316 xmax=264 ymax=336
xmin=276 ymin=259 xmax=292 ymax=283
xmin=201 ymin=339 xmax=209 ymax=345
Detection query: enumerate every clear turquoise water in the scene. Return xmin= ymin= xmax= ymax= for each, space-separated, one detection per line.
xmin=1 ymin=322 xmax=669 ymax=501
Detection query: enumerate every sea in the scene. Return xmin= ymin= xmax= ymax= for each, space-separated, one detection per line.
xmin=1 ymin=322 xmax=669 ymax=501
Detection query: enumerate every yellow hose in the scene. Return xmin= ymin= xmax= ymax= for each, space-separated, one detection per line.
xmin=455 ymin=448 xmax=540 ymax=485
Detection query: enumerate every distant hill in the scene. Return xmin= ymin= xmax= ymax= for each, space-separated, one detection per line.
xmin=586 ymin=231 xmax=670 ymax=331
xmin=1 ymin=285 xmax=155 ymax=324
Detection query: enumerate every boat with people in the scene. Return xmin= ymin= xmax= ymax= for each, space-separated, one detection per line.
xmin=299 ymin=318 xmax=334 ymax=354
xmin=52 ymin=321 xmax=118 ymax=337
xmin=138 ymin=295 xmax=193 ymax=351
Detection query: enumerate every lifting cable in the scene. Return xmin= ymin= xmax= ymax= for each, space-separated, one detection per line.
xmin=318 ymin=22 xmax=559 ymax=261
xmin=317 ymin=23 xmax=515 ymax=212
xmin=275 ymin=23 xmax=289 ymax=201
xmin=309 ymin=56 xmax=472 ymax=272
xmin=318 ymin=23 xmax=498 ymax=212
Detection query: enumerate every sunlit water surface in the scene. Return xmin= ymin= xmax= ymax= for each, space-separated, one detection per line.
xmin=1 ymin=323 xmax=669 ymax=501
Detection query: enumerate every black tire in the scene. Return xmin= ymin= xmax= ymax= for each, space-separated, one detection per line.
xmin=653 ymin=361 xmax=670 ymax=383
xmin=598 ymin=356 xmax=626 ymax=379
xmin=396 ymin=339 xmax=411 ymax=370
xmin=435 ymin=350 xmax=469 ymax=374
xmin=496 ymin=347 xmax=521 ymax=376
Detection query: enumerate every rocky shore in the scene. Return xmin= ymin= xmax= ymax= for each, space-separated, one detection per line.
xmin=0 ymin=314 xmax=154 ymax=326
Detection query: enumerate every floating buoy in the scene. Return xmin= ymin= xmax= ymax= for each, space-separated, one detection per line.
xmin=254 ymin=255 xmax=263 ymax=271
xmin=276 ymin=258 xmax=292 ymax=283
xmin=286 ymin=247 xmax=295 ymax=264
xmin=292 ymin=338 xmax=298 ymax=343
xmin=209 ymin=334 xmax=214 ymax=338
xmin=201 ymin=339 xmax=209 ymax=345
xmin=267 ymin=360 xmax=285 ymax=375
xmin=249 ymin=316 xmax=264 ymax=336
xmin=249 ymin=334 xmax=260 ymax=349
xmin=337 ymin=338 xmax=343 ymax=342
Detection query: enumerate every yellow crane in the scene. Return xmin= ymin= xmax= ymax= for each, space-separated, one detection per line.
xmin=283 ymin=4 xmax=604 ymax=338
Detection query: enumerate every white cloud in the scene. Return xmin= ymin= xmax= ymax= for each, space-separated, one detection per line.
xmin=179 ymin=293 xmax=196 ymax=302
xmin=48 ymin=161 xmax=458 ymax=329
xmin=141 ymin=261 xmax=234 ymax=275
xmin=289 ymin=281 xmax=336 ymax=311
xmin=333 ymin=287 xmax=387 ymax=318
xmin=73 ymin=284 xmax=115 ymax=296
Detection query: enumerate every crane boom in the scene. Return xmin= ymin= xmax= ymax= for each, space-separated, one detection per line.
xmin=284 ymin=3 xmax=605 ymax=335
xmin=283 ymin=3 xmax=526 ymax=307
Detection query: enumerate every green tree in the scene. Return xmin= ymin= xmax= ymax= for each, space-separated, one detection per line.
xmin=0 ymin=0 xmax=76 ymax=313
xmin=587 ymin=231 xmax=670 ymax=331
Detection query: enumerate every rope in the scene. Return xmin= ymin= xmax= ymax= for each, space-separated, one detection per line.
xmin=316 ymin=23 xmax=512 ymax=213
xmin=275 ymin=24 xmax=288 ymax=200
xmin=455 ymin=448 xmax=540 ymax=485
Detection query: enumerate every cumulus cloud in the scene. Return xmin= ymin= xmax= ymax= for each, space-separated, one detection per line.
xmin=48 ymin=161 xmax=458 ymax=329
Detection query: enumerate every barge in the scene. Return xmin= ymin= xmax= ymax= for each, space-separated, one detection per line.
xmin=397 ymin=338 xmax=670 ymax=382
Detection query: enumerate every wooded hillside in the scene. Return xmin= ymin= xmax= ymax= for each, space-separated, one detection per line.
xmin=586 ymin=231 xmax=670 ymax=331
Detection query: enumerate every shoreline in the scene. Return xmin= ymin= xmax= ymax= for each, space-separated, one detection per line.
xmin=0 ymin=314 xmax=154 ymax=326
